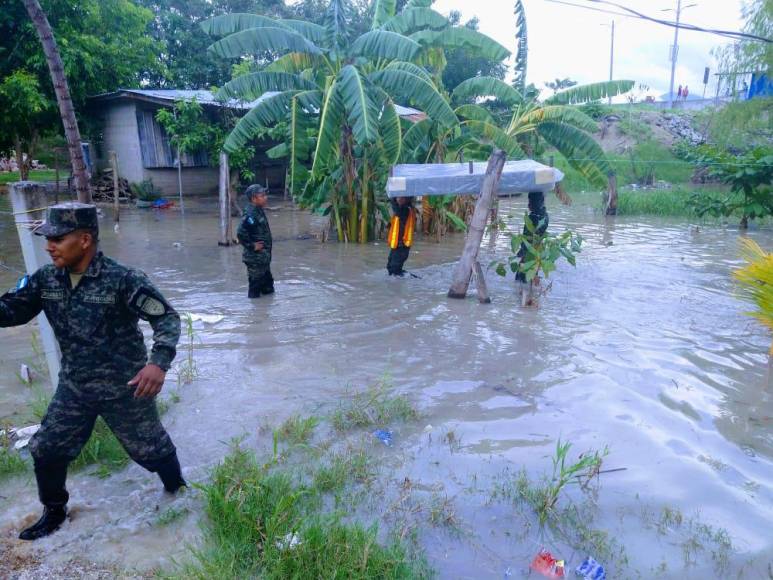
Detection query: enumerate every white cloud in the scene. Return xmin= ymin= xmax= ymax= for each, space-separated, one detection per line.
xmin=432 ymin=0 xmax=745 ymax=99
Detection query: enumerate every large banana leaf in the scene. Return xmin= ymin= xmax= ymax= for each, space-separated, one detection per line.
xmin=513 ymin=0 xmax=528 ymax=94
xmin=223 ymin=91 xmax=296 ymax=152
xmin=350 ymin=30 xmax=421 ymax=62
xmin=379 ymin=99 xmax=402 ymax=166
xmin=518 ymin=105 xmax=598 ymax=133
xmin=463 ymin=120 xmax=524 ymax=158
xmin=281 ymin=19 xmax=326 ymax=44
xmin=338 ymin=65 xmax=379 ymax=146
xmin=545 ymin=80 xmax=635 ymax=105
xmin=370 ymin=69 xmax=457 ymax=128
xmin=455 ymin=103 xmax=495 ymax=124
xmin=371 ymin=0 xmax=397 ymax=30
xmin=200 ymin=13 xmax=280 ymax=36
xmin=312 ymin=80 xmax=344 ymax=178
xmin=537 ymin=121 xmax=611 ymax=186
xmin=401 ymin=117 xmax=432 ymax=161
xmin=384 ymin=61 xmax=434 ymax=84
xmin=325 ymin=0 xmax=350 ymax=54
xmin=208 ymin=27 xmax=322 ymax=59
xmin=452 ymin=76 xmax=523 ymax=106
xmin=289 ymin=91 xmax=317 ymax=194
xmin=382 ymin=8 xmax=448 ymax=34
xmin=218 ymin=72 xmax=317 ymax=101
xmin=411 ymin=28 xmax=510 ymax=61
xmin=265 ymin=52 xmax=322 ymax=74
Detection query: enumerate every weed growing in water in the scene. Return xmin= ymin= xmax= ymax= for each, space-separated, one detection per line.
xmin=276 ymin=415 xmax=319 ymax=446
xmin=171 ymin=446 xmax=428 ymax=579
xmin=157 ymin=506 xmax=190 ymax=527
xmin=176 ymin=313 xmax=199 ymax=385
xmin=313 ymin=446 xmax=375 ymax=493
xmin=656 ymin=506 xmax=733 ymax=572
xmin=428 ymin=492 xmax=459 ymax=531
xmin=331 ymin=379 xmax=418 ymax=431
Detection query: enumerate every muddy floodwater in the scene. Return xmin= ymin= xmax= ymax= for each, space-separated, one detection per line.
xmin=1 ymin=194 xmax=771 ymax=578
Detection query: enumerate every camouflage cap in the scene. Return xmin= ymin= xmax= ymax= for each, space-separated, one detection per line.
xmin=245 ymin=184 xmax=268 ymax=199
xmin=35 ymin=202 xmax=99 ymax=238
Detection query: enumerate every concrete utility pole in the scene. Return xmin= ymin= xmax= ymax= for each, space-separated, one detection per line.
xmin=666 ymin=1 xmax=697 ymax=109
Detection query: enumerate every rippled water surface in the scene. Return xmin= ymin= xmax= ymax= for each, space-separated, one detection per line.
xmin=1 ymin=194 xmax=771 ymax=578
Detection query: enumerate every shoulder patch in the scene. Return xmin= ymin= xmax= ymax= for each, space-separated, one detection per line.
xmin=132 ymin=289 xmax=167 ymax=316
xmin=248 ymin=216 xmax=255 ymax=225
xmin=15 ymin=275 xmax=29 ymax=292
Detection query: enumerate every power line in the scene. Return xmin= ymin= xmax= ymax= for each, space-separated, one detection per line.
xmin=544 ymin=0 xmax=773 ymax=43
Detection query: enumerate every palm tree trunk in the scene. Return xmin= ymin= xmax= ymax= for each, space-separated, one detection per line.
xmin=22 ymin=0 xmax=91 ymax=203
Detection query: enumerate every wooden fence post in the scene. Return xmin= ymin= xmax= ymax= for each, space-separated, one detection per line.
xmin=448 ymin=149 xmax=506 ymax=299
xmin=218 ymin=151 xmax=230 ymax=246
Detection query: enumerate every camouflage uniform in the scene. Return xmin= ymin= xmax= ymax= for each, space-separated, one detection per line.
xmin=237 ymin=201 xmax=274 ymax=297
xmin=0 ymin=203 xmax=182 ymax=511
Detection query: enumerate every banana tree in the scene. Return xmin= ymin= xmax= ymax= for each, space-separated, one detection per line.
xmin=202 ymin=0 xmax=477 ymax=243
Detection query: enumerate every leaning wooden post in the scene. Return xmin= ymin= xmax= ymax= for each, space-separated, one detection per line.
xmin=605 ymin=170 xmax=618 ymax=215
xmin=448 ymin=149 xmax=506 ymax=299
xmin=218 ymin=151 xmax=230 ymax=246
xmin=109 ymin=151 xmax=120 ymax=223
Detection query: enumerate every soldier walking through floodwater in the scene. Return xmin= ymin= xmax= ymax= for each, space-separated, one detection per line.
xmin=0 ymin=202 xmax=185 ymax=540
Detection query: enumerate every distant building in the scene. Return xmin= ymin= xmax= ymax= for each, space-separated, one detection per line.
xmin=87 ymin=89 xmax=426 ymax=197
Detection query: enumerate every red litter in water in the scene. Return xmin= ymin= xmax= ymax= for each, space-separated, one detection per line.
xmin=530 ymin=549 xmax=565 ymax=578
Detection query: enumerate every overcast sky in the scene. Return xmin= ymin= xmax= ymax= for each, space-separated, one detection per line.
xmin=432 ymin=0 xmax=745 ymax=100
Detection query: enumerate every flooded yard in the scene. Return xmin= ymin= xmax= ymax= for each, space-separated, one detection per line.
xmin=1 ymin=194 xmax=771 ymax=578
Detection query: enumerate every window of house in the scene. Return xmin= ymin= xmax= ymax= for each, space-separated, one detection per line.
xmin=136 ymin=109 xmax=208 ymax=169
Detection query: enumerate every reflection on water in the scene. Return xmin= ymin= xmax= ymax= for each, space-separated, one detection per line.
xmin=0 ymin=195 xmax=771 ymax=577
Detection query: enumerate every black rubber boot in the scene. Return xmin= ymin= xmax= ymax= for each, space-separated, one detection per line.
xmin=259 ymin=271 xmax=274 ymax=295
xmin=247 ymin=277 xmax=261 ymax=298
xmin=155 ymin=453 xmax=187 ymax=493
xmin=19 ymin=505 xmax=67 ymax=541
xmin=19 ymin=459 xmax=69 ymax=540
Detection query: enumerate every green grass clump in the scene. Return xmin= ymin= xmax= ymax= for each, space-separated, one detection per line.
xmin=70 ymin=418 xmax=130 ymax=477
xmin=0 ymin=431 xmax=28 ymax=480
xmin=276 ymin=415 xmax=320 ymax=446
xmin=175 ymin=447 xmax=427 ymax=579
xmin=0 ymin=169 xmax=67 ymax=184
xmin=616 ymin=187 xmax=732 ymax=217
xmin=332 ymin=381 xmax=418 ymax=432
xmin=313 ymin=447 xmax=375 ymax=493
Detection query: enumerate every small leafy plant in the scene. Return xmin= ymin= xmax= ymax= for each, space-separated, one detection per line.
xmin=492 ymin=215 xmax=583 ymax=284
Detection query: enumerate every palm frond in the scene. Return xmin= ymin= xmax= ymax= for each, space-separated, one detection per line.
xmin=338 ymin=65 xmax=380 ymax=146
xmin=405 ymin=0 xmax=434 ymax=8
xmin=518 ymin=105 xmax=598 ymax=133
xmin=412 ymin=28 xmax=510 ymax=61
xmin=281 ymin=19 xmax=326 ymax=44
xmin=380 ymin=99 xmax=402 ymax=166
xmin=463 ymin=120 xmax=524 ymax=158
xmin=264 ymin=52 xmax=322 ymax=74
xmin=351 ymin=30 xmax=421 ymax=62
xmin=734 ymin=238 xmax=773 ymax=350
xmin=218 ymin=72 xmax=317 ymax=101
xmin=370 ymin=69 xmax=457 ymax=128
xmin=537 ymin=121 xmax=611 ymax=186
xmin=545 ymin=80 xmax=635 ymax=105
xmin=401 ymin=118 xmax=432 ymax=161
xmin=289 ymin=91 xmax=317 ymax=194
xmin=311 ymin=80 xmax=344 ymax=178
xmin=455 ymin=103 xmax=495 ymax=124
xmin=372 ymin=0 xmax=397 ymax=30
xmin=513 ymin=0 xmax=528 ymax=93
xmin=384 ymin=61 xmax=434 ymax=84
xmin=382 ymin=8 xmax=448 ymax=34
xmin=223 ymin=91 xmax=296 ymax=152
xmin=209 ymin=27 xmax=322 ymax=59
xmin=200 ymin=13 xmax=281 ymax=36
xmin=452 ymin=76 xmax=523 ymax=106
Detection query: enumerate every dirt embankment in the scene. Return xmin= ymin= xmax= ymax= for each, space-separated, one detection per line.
xmin=593 ymin=110 xmax=705 ymax=155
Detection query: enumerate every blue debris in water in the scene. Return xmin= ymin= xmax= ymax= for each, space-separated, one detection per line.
xmin=576 ymin=556 xmax=605 ymax=580
xmin=372 ymin=429 xmax=394 ymax=447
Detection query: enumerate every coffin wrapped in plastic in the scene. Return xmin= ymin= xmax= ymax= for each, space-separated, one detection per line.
xmin=386 ymin=160 xmax=564 ymax=198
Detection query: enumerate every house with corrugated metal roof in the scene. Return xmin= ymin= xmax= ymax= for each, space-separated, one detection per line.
xmin=87 ymin=89 xmax=426 ymax=197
